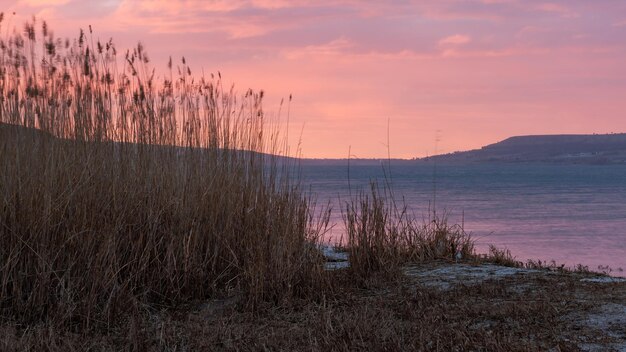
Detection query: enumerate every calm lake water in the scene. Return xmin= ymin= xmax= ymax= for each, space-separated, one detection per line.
xmin=300 ymin=163 xmax=626 ymax=276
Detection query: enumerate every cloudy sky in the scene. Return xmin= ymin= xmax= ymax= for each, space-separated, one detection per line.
xmin=2 ymin=0 xmax=626 ymax=158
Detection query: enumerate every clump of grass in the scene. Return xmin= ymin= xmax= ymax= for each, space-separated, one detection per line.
xmin=411 ymin=217 xmax=475 ymax=262
xmin=0 ymin=16 xmax=327 ymax=329
xmin=343 ymin=179 xmax=475 ymax=279
xmin=342 ymin=182 xmax=404 ymax=275
xmin=482 ymin=245 xmax=524 ymax=267
xmin=485 ymin=247 xmax=608 ymax=276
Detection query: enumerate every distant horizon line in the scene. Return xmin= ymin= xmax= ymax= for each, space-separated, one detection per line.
xmin=2 ymin=122 xmax=625 ymax=161
xmin=300 ymin=131 xmax=626 ymax=161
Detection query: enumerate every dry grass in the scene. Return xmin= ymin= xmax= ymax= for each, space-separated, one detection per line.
xmin=482 ymin=245 xmax=601 ymax=275
xmin=0 ymin=16 xmax=329 ymax=332
xmin=343 ymin=181 xmax=475 ymax=279
xmin=4 ymin=267 xmax=622 ymax=351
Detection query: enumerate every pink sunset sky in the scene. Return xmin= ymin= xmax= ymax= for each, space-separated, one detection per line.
xmin=2 ymin=0 xmax=626 ymax=158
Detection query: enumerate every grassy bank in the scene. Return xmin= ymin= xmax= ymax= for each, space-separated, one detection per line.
xmin=0 ymin=17 xmax=334 ymax=329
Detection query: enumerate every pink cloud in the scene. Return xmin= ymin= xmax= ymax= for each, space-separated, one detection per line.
xmin=18 ymin=0 xmax=70 ymax=5
xmin=481 ymin=0 xmax=516 ymax=3
xmin=439 ymin=34 xmax=471 ymax=46
xmin=613 ymin=20 xmax=626 ymax=27
xmin=284 ymin=37 xmax=354 ymax=59
xmin=535 ymin=3 xmax=578 ymax=18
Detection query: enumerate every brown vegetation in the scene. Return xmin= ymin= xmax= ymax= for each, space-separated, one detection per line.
xmin=0 ymin=16 xmax=329 ymax=330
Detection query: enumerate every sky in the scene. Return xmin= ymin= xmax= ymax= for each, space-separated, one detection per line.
xmin=2 ymin=0 xmax=626 ymax=158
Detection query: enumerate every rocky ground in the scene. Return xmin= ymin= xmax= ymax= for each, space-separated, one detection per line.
xmin=402 ymin=262 xmax=626 ymax=351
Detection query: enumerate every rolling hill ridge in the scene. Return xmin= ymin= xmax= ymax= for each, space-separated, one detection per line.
xmin=421 ymin=133 xmax=626 ymax=164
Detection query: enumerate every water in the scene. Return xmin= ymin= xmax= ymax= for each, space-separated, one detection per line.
xmin=300 ymin=162 xmax=626 ymax=276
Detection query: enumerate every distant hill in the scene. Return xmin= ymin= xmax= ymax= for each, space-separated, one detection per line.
xmin=421 ymin=134 xmax=626 ymax=164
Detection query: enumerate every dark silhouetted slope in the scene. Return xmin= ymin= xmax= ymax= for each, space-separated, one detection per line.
xmin=422 ymin=134 xmax=626 ymax=164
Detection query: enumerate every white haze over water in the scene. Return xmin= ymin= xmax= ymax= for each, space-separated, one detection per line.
xmin=301 ymin=163 xmax=626 ymax=277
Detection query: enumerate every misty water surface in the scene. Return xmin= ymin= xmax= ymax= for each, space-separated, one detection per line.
xmin=301 ymin=163 xmax=626 ymax=276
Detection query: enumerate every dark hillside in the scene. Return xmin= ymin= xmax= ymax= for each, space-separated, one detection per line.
xmin=422 ymin=133 xmax=626 ymax=164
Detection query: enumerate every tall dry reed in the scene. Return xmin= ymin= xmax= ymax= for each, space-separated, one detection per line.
xmin=343 ymin=179 xmax=475 ymax=278
xmin=0 ymin=16 xmax=326 ymax=328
